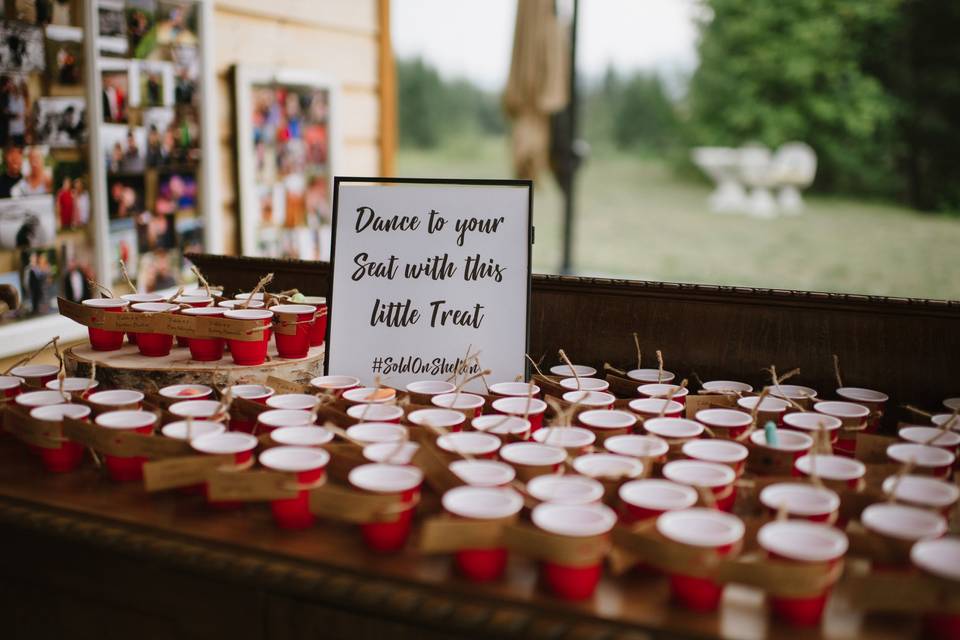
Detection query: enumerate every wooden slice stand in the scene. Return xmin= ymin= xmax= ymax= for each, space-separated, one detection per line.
xmin=65 ymin=342 xmax=324 ymax=390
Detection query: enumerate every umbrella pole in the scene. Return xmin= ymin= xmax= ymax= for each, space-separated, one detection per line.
xmin=560 ymin=0 xmax=580 ymax=275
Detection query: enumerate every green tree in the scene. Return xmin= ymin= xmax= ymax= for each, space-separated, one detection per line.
xmin=686 ymin=0 xmax=901 ymax=196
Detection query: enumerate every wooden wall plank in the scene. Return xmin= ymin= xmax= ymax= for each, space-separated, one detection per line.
xmin=215 ymin=0 xmax=378 ymax=36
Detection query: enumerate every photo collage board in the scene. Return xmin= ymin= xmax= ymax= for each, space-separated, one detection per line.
xmin=97 ymin=0 xmax=202 ymax=292
xmin=0 ymin=0 xmax=93 ymax=323
xmin=238 ymin=68 xmax=336 ymax=261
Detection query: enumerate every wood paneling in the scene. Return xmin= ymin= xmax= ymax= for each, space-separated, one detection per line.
xmin=216 ymin=0 xmax=378 ymax=36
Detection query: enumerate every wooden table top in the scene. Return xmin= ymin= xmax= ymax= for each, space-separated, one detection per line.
xmin=0 ymin=438 xmax=914 ymax=640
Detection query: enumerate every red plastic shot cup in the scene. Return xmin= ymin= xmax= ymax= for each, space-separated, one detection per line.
xmin=836 ymin=386 xmax=888 ymax=432
xmin=701 ymin=380 xmax=753 ymax=395
xmin=310 ymin=375 xmax=361 ymax=396
xmin=349 ymin=463 xmax=424 ymax=553
xmin=558 ymin=377 xmax=609 ymax=393
xmin=259 ymin=445 xmax=330 ymax=529
xmin=11 ymin=364 xmax=60 ymax=387
xmin=498 ymin=442 xmax=567 ymax=482
xmin=301 ymin=296 xmax=327 ymax=347
xmin=861 ymin=503 xmax=947 ymax=569
xmin=0 ymin=375 xmax=23 ymax=432
xmin=95 ymin=410 xmax=157 ymax=481
xmin=625 ymin=368 xmax=675 ymax=384
xmin=30 ymin=403 xmax=91 ymax=473
xmin=533 ymin=426 xmax=596 ymax=455
xmin=448 ymin=459 xmax=516 ymax=488
xmin=81 ymin=298 xmax=129 ymax=351
xmin=696 ymin=408 xmax=753 ymax=440
xmin=256 ymin=409 xmax=315 ymax=434
xmin=759 ymin=482 xmax=840 ymax=523
xmin=343 ymin=386 xmax=398 ymax=405
xmin=530 ymin=502 xmax=617 ymax=600
xmin=404 ymin=379 xmax=456 ymax=404
xmin=227 ymin=384 xmax=274 ymax=432
xmin=121 ymin=292 xmax=164 ymax=344
xmin=662 ymin=460 xmax=737 ymax=512
xmin=577 ymin=409 xmax=637 ymax=444
xmin=899 ymin=426 xmax=960 ymax=456
xmin=433 ymin=392 xmax=487 ymax=419
xmin=656 ymin=508 xmax=745 ymax=611
xmin=270 ymin=303 xmax=317 ymax=359
xmin=267 ymin=393 xmax=320 ymax=412
xmin=526 ymin=474 xmax=605 ymax=505
xmin=794 ymin=454 xmax=865 ymax=492
xmin=886 ymin=443 xmax=955 ymax=478
xmin=571 ymin=453 xmax=644 ymax=500
xmin=169 ymin=400 xmax=226 ymax=422
xmin=618 ymin=479 xmax=698 ymax=523
xmin=638 ymin=383 xmax=689 ymax=406
xmin=218 ymin=298 xmax=265 ymax=310
xmin=160 ymin=420 xmax=225 ymax=441
xmin=628 ymin=398 xmax=684 ymax=421
xmin=642 ymin=418 xmax=704 ymax=452
xmin=45 ymin=377 xmax=99 ymax=398
xmin=491 ymin=396 xmax=548 ymax=431
xmin=16 ymin=389 xmax=76 ymax=452
xmin=604 ymin=434 xmax=669 ymax=463
xmin=436 ymin=431 xmax=501 ymax=460
xmin=758 ymin=520 xmax=848 ymax=626
xmin=86 ymin=389 xmax=144 ymax=415
xmin=348 ymin=403 xmax=405 ymax=424
xmin=766 ymin=384 xmax=819 ymax=409
xmin=911 ymin=537 xmax=960 ymax=640
xmin=407 ymin=408 xmax=467 ymax=432
xmin=682 ymin=439 xmax=749 ymax=479
xmin=882 ymin=474 xmax=959 ymax=517
xmin=190 ymin=431 xmax=259 ymax=509
xmin=748 ymin=429 xmax=814 ymax=475
xmin=471 ymin=414 xmax=531 ymax=443
xmin=344 ymin=422 xmax=407 ymax=445
xmin=814 ymin=401 xmax=870 ymax=457
xmin=550 ymin=364 xmax=597 ymax=378
xmin=442 ymin=485 xmax=524 ymax=581
xmin=173 ymin=294 xmax=214 ymax=346
xmin=271 ymin=425 xmax=334 ymax=448
xmin=159 ymin=384 xmax=213 ymax=402
xmin=737 ymin=396 xmax=790 ymax=427
xmin=224 ymin=308 xmax=273 ymax=365
xmin=562 ymin=390 xmax=616 ymax=412
xmin=782 ymin=411 xmax=842 ymax=448
xmin=182 ymin=306 xmax=226 ymax=361
xmin=490 ymin=381 xmax=544 ymax=397
xmin=129 ymin=302 xmax=178 ymax=357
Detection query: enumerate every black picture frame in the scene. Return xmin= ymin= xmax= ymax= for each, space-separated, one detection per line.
xmin=324 ymin=176 xmax=535 ymax=384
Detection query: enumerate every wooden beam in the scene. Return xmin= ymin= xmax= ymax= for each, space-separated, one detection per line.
xmin=378 ymin=0 xmax=397 ymax=177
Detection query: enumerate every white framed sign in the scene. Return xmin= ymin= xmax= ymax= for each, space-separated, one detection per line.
xmin=326 ymin=177 xmax=533 ymax=391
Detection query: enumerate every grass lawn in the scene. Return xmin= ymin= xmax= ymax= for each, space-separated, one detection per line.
xmin=398 ymin=136 xmax=960 ymax=300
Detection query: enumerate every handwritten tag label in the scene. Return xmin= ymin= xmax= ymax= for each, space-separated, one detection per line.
xmin=503 ymin=522 xmax=609 ymax=567
xmin=3 ymin=406 xmax=62 ymax=448
xmin=142 ymin=454 xmax=234 ymax=491
xmin=327 ymin=179 xmax=532 ymax=391
xmin=685 ymin=393 xmax=737 ymax=419
xmin=265 ymin=375 xmax=308 ymax=395
xmin=206 ymin=469 xmax=299 ymax=501
xmin=419 ymin=515 xmax=515 ymax=554
xmin=307 ymin=482 xmax=412 ymax=523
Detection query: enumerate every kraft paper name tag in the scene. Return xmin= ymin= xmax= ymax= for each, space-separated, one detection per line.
xmin=231 ymin=396 xmax=270 ymax=420
xmin=611 ymin=523 xmax=731 ymax=577
xmin=532 ymin=374 xmax=568 ymax=399
xmin=685 ymin=393 xmax=737 ymax=419
xmin=322 ymin=442 xmax=367 ymax=484
xmin=419 ymin=515 xmax=515 ymax=554
xmin=142 ymin=453 xmax=234 ymax=491
xmin=717 ymin=555 xmax=843 ymax=597
xmin=410 ymin=431 xmax=463 ymax=494
xmin=3 ymin=406 xmax=62 ymax=448
xmin=503 ymin=522 xmax=610 ymax=567
xmin=265 ymin=375 xmax=308 ymax=395
xmin=855 ymin=432 xmax=898 ymax=463
xmin=307 ymin=483 xmax=412 ymax=523
xmin=847 ymin=571 xmax=960 ymax=613
xmin=206 ymin=469 xmax=300 ymax=501
xmin=61 ymin=416 xmax=144 ymax=456
xmin=743 ymin=440 xmax=797 ymax=476
xmin=603 ymin=373 xmax=641 ymax=398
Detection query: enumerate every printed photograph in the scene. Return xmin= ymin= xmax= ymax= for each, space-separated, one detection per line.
xmin=43 ymin=24 xmax=82 ymax=87
xmin=61 ymin=239 xmax=94 ymax=303
xmin=156 ymin=2 xmax=198 ymax=47
xmin=136 ymin=247 xmax=179 ymax=292
xmin=52 ymin=159 xmax=89 ymax=230
xmin=106 ymin=173 xmax=146 ymax=220
xmin=102 ymin=123 xmax=146 ymax=173
xmin=0 ymin=195 xmax=56 ymax=249
xmin=19 ymin=246 xmax=58 ymax=315
xmin=136 ymin=208 xmax=177 ymax=253
xmin=0 ymin=23 xmax=45 ymax=74
xmin=100 ymin=61 xmax=130 ymax=123
xmin=0 ymin=144 xmax=52 ymax=198
xmin=170 ymin=105 xmax=200 ymax=164
xmin=157 ymin=171 xmax=197 ymax=216
xmin=108 ymin=219 xmax=139 ymax=284
xmin=34 ymin=97 xmax=85 ymax=147
xmin=137 ymin=60 xmax=173 ymax=108
xmin=97 ymin=0 xmax=128 ymax=55
xmin=171 ymin=45 xmax=198 ymax=106
xmin=126 ymin=0 xmax=157 ymax=59
xmin=0 ymin=271 xmax=23 ymax=320
xmin=142 ymin=106 xmax=174 ymax=167
xmin=0 ymin=75 xmax=33 ymax=146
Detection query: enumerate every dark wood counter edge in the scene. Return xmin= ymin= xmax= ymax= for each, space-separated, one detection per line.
xmin=0 ymin=495 xmax=665 ymax=640
xmin=187 ymin=253 xmax=960 ymax=315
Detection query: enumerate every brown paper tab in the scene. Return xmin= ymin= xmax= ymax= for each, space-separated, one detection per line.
xmin=418 ymin=515 xmax=515 ymax=554
xmin=685 ymin=393 xmax=737 ymax=419
xmin=532 ymin=374 xmax=569 ymax=399
xmin=231 ymin=396 xmax=270 ymax=421
xmin=322 ymin=442 xmax=367 ymax=484
xmin=846 ymin=571 xmax=960 ymax=613
xmin=273 ymin=311 xmax=308 ymax=336
xmin=410 ymin=431 xmax=463 ymax=494
xmin=307 ymin=482 xmax=413 ymax=523
xmin=61 ymin=416 xmax=153 ymax=456
xmin=265 ymin=375 xmax=308 ymax=395
xmin=604 ymin=373 xmax=641 ymax=398
xmin=315 ymin=404 xmax=353 ymax=428
xmin=3 ymin=406 xmax=63 ymax=448
xmin=502 ymin=522 xmax=609 ymax=567
xmin=612 ymin=523 xmax=730 ymax=577
xmin=855 ymin=433 xmax=898 ymax=463
xmin=744 ymin=440 xmax=797 ymax=476
xmin=142 ymin=453 xmax=234 ymax=491
xmin=717 ymin=555 xmax=843 ymax=597
xmin=206 ymin=469 xmax=300 ymax=501
xmin=845 ymin=521 xmax=914 ymax=565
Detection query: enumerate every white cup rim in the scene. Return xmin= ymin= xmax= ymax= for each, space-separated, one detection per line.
xmin=814 ymin=401 xmax=870 ymax=419
xmin=0 ymin=375 xmax=23 ymax=390
xmin=758 ymin=520 xmax=848 ymax=563
xmin=759 ymin=482 xmax=840 ymax=516
xmin=526 ymin=473 xmax=605 ymax=504
xmin=159 ymin=384 xmax=213 ymax=399
xmin=310 ymin=375 xmax=360 ymax=390
xmin=702 ymin=380 xmax=753 ymax=394
xmin=267 ymin=393 xmax=320 ymax=410
xmin=749 ymin=428 xmax=814 ymax=452
xmin=95 ymin=409 xmax=157 ymax=430
xmin=911 ymin=538 xmax=960 ymax=582
xmin=499 ymin=442 xmax=566 ymax=466
xmin=794 ymin=454 xmax=865 ymax=480
xmin=131 ymin=302 xmax=179 ymax=313
xmin=259 ymin=445 xmax=330 ymax=472
xmin=531 ymin=502 xmax=617 ymax=537
xmin=604 ymin=434 xmax=669 ymax=459
xmin=182 ymin=306 xmax=225 ymax=317
xmin=638 ymin=383 xmax=689 ymax=399
xmin=345 ymin=422 xmax=407 ymax=444
xmin=30 ymin=403 xmax=91 ymax=421
xmin=562 ymin=390 xmax=616 ymax=407
xmin=766 ymin=384 xmax=818 ymax=400
xmin=257 ymin=409 xmax=315 ymax=428
xmin=82 ymin=297 xmax=129 ymax=308
xmin=229 ymin=384 xmax=274 ymax=399
xmin=431 ymin=392 xmax=485 ymax=409
xmin=491 ymin=396 xmax=547 ymax=414
xmin=887 ymin=443 xmax=955 ymax=468
xmin=578 ymin=409 xmax=636 ymax=429
xmin=408 ymin=408 xmax=465 ymax=429
xmin=657 ymin=508 xmax=745 ymax=547
xmin=663 ymin=459 xmax=736 ymax=487
xmin=436 ymin=432 xmax=501 ymax=456
xmin=347 ymin=403 xmax=405 ymax=421
xmin=88 ymin=389 xmax=144 ymax=405
xmin=11 ymin=364 xmax=60 ymax=377
xmin=405 ymin=380 xmax=456 ymax=395
xmin=898 ymin=426 xmax=960 ymax=448
xmin=696 ymin=408 xmax=753 ymax=428
xmin=836 ymin=386 xmax=888 ymax=404
xmin=626 ymin=368 xmax=675 ymax=383
xmin=270 ymin=425 xmax=334 ymax=446
xmin=682 ymin=438 xmax=749 ymax=463
xmin=190 ymin=431 xmax=258 ymax=455
xmin=269 ymin=304 xmax=317 ymax=315
xmin=362 ymin=441 xmax=420 ymax=465
xmin=342 ymin=387 xmax=397 ymax=404
xmin=550 ymin=364 xmax=597 ymax=377
xmin=783 ymin=412 xmax=842 ymax=431
xmin=223 ymin=308 xmax=274 ymax=321
xmin=16 ymin=390 xmax=70 ymax=407
xmin=449 ymin=459 xmax=516 ymax=486
xmin=643 ymin=417 xmax=703 ymax=439
xmin=882 ymin=474 xmax=960 ymax=509
xmin=169 ymin=399 xmax=224 ymax=418
xmin=442 ymin=486 xmax=524 ymax=519
xmin=736 ymin=396 xmax=789 ymax=412
xmin=349 ymin=463 xmax=423 ymax=493
xmin=861 ymin=503 xmax=947 ymax=541
xmin=572 ymin=453 xmax=644 ymax=479
xmin=120 ymin=293 xmax=163 ymax=303
xmin=472 ymin=414 xmax=530 ymax=435
xmin=629 ymin=398 xmax=684 ymax=415
xmin=490 ymin=381 xmax=543 ymax=396
xmin=619 ymin=479 xmax=698 ymax=512
xmin=559 ymin=378 xmax=609 ymax=392
xmin=533 ymin=426 xmax=596 ymax=449
xmin=218 ymin=299 xmax=265 ymax=309
xmin=161 ymin=420 xmax=225 ymax=441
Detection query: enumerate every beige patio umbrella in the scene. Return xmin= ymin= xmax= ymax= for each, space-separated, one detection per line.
xmin=503 ymin=0 xmax=570 ymax=181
